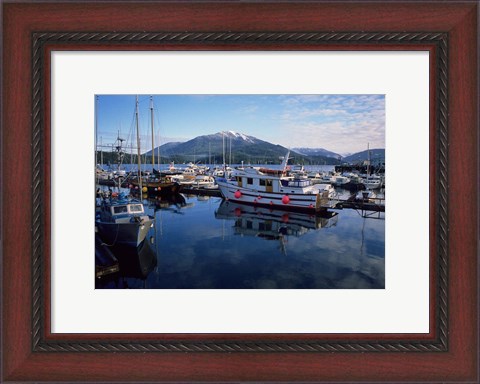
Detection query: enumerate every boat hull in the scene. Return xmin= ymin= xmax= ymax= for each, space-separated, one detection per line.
xmin=216 ymin=181 xmax=335 ymax=213
xmin=96 ymin=218 xmax=154 ymax=247
xmin=131 ymin=181 xmax=183 ymax=197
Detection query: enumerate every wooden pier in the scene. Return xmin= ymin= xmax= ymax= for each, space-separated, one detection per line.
xmin=334 ymin=194 xmax=385 ymax=212
xmin=335 ymin=201 xmax=385 ymax=212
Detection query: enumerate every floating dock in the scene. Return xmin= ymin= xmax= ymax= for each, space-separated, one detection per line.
xmin=335 ymin=194 xmax=385 ymax=212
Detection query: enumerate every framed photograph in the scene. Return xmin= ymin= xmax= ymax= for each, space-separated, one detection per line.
xmin=93 ymin=92 xmax=385 ymax=292
xmin=2 ymin=1 xmax=478 ymax=382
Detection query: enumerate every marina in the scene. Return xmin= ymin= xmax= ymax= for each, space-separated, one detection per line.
xmin=95 ymin=158 xmax=385 ymax=289
xmin=96 ymin=191 xmax=385 ymax=289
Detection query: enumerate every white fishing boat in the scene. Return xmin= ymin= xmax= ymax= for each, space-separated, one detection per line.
xmin=363 ymin=175 xmax=382 ymax=190
xmin=216 ymin=151 xmax=338 ymax=212
xmin=330 ymin=174 xmax=351 ymax=187
xmin=96 ymin=194 xmax=154 ymax=247
xmin=193 ymin=175 xmax=217 ymax=189
xmin=361 ymin=143 xmax=383 ymax=190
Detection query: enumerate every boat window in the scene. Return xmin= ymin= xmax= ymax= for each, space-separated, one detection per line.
xmin=236 ymin=176 xmax=241 ymax=182
xmin=112 ymin=205 xmax=128 ymax=214
xmin=266 ymin=179 xmax=272 ymax=187
xmin=129 ymin=204 xmax=144 ymax=213
xmin=259 ymin=179 xmax=266 ymax=186
xmin=247 ymin=178 xmax=253 ymax=185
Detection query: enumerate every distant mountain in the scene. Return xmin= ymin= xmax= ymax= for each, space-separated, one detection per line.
xmin=292 ymin=147 xmax=341 ymax=159
xmin=342 ymin=149 xmax=385 ymax=164
xmin=156 ymin=141 xmax=183 ymax=153
xmin=144 ymin=131 xmax=341 ymax=165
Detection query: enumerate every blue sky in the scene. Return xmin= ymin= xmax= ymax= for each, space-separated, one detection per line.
xmin=95 ymin=94 xmax=385 ymax=155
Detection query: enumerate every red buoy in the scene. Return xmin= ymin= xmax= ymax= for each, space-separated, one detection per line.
xmin=282 ymin=195 xmax=290 ymax=204
xmin=234 ymin=190 xmax=242 ymax=199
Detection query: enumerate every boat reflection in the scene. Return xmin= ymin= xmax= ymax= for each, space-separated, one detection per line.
xmin=215 ymin=200 xmax=338 ymax=241
xmin=95 ymin=235 xmax=157 ymax=288
xmin=148 ymin=193 xmax=188 ymax=210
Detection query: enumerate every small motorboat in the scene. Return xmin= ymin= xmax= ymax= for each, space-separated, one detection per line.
xmin=96 ymin=193 xmax=154 ymax=247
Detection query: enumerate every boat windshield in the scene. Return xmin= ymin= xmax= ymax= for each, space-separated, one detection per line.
xmin=112 ymin=205 xmax=128 ymax=214
xmin=129 ymin=204 xmax=144 ymax=213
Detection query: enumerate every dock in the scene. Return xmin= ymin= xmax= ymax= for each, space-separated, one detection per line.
xmin=180 ymin=187 xmax=384 ymax=211
xmin=334 ymin=194 xmax=385 ymax=212
xmin=336 ymin=201 xmax=385 ymax=212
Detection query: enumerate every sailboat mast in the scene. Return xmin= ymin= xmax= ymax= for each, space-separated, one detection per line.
xmin=150 ymin=96 xmax=155 ymax=170
xmin=367 ymin=142 xmax=371 ymax=176
xmin=135 ymin=95 xmax=143 ymax=193
xmin=222 ymin=131 xmax=225 ymax=170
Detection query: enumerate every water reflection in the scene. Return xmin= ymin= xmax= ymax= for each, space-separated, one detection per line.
xmin=95 ymin=236 xmax=157 ymax=288
xmin=149 ymin=193 xmax=188 ymax=211
xmin=215 ymin=200 xmax=338 ymax=254
xmin=97 ymin=194 xmax=385 ymax=289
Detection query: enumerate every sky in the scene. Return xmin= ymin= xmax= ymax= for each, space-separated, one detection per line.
xmin=95 ymin=94 xmax=385 ymax=156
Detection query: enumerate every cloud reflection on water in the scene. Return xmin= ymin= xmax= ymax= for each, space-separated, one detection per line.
xmin=146 ymin=198 xmax=385 ymax=289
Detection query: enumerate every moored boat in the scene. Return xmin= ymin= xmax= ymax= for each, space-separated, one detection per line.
xmin=363 ymin=174 xmax=383 ymax=190
xmin=215 ymin=151 xmax=338 ymax=213
xmin=130 ymin=177 xmax=183 ymax=196
xmin=96 ymin=194 xmax=154 ymax=247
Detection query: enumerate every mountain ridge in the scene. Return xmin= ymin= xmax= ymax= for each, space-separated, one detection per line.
xmin=142 ymin=131 xmax=383 ymax=165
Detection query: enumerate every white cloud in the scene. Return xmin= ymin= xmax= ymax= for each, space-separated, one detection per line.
xmin=276 ymin=95 xmax=385 ymax=153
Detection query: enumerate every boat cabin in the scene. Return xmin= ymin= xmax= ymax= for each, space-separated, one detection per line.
xmin=98 ymin=200 xmax=146 ymax=223
xmin=232 ymin=168 xmax=315 ymax=194
xmin=110 ymin=203 xmax=144 ymax=216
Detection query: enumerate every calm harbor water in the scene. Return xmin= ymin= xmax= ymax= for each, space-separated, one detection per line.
xmin=96 ymin=190 xmax=385 ymax=289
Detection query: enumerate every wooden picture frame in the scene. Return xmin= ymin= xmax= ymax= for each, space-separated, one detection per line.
xmin=2 ymin=1 xmax=477 ymax=382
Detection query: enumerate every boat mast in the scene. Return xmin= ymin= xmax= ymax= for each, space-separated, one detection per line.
xmin=150 ymin=96 xmax=155 ymax=171
xmin=367 ymin=142 xmax=371 ymax=176
xmin=280 ymin=150 xmax=290 ymax=173
xmin=222 ymin=131 xmax=226 ymax=170
xmin=135 ymin=95 xmax=143 ymax=193
xmin=229 ymin=135 xmax=232 ymax=165
xmin=365 ymin=142 xmax=371 ymax=190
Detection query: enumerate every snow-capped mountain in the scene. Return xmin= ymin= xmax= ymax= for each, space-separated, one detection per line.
xmin=292 ymin=147 xmax=341 ymax=159
xmin=144 ymin=131 xmax=340 ymax=164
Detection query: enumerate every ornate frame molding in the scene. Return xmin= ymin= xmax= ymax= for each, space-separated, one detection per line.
xmin=31 ymin=31 xmax=448 ymax=353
